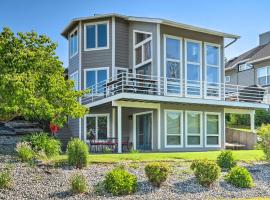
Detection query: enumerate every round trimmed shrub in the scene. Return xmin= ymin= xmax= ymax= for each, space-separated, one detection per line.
xmin=145 ymin=162 xmax=170 ymax=187
xmin=67 ymin=138 xmax=89 ymax=169
xmin=190 ymin=160 xmax=221 ymax=187
xmin=217 ymin=151 xmax=237 ymax=170
xmin=70 ymin=172 xmax=89 ymax=194
xmin=23 ymin=133 xmax=61 ymax=158
xmin=225 ymin=166 xmax=254 ymax=188
xmin=104 ymin=167 xmax=137 ymax=196
xmin=15 ymin=142 xmax=35 ymax=162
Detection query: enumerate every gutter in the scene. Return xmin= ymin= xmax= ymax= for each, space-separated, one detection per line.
xmin=224 ymin=38 xmax=238 ymax=48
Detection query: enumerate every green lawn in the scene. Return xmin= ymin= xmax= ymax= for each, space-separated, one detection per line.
xmin=52 ymin=150 xmax=264 ymax=164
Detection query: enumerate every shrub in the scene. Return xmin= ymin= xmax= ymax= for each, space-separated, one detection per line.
xmin=67 ymin=138 xmax=89 ymax=169
xmin=145 ymin=162 xmax=170 ymax=187
xmin=104 ymin=167 xmax=137 ymax=196
xmin=70 ymin=173 xmax=89 ymax=194
xmin=23 ymin=133 xmax=61 ymax=158
xmin=0 ymin=170 xmax=12 ymax=189
xmin=15 ymin=142 xmax=35 ymax=162
xmin=217 ymin=151 xmax=237 ymax=170
xmin=257 ymin=124 xmax=270 ymax=160
xmin=225 ymin=166 xmax=254 ymax=188
xmin=190 ymin=160 xmax=221 ymax=187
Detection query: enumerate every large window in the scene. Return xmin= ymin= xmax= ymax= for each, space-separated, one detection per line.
xmin=134 ymin=31 xmax=152 ymax=73
xmin=205 ymin=112 xmax=221 ymax=147
xmin=257 ymin=66 xmax=270 ymax=86
xmin=186 ymin=111 xmax=202 ymax=147
xmin=186 ymin=40 xmax=202 ymax=97
xmin=239 ymin=63 xmax=253 ymax=72
xmin=85 ymin=68 xmax=108 ymax=94
xmin=164 ymin=35 xmax=182 ymax=95
xmin=85 ymin=114 xmax=109 ymax=141
xmin=70 ymin=71 xmax=79 ymax=91
xmin=69 ymin=28 xmax=78 ymax=57
xmin=205 ymin=43 xmax=220 ymax=98
xmin=165 ymin=110 xmax=183 ymax=147
xmin=84 ymin=21 xmax=109 ymax=50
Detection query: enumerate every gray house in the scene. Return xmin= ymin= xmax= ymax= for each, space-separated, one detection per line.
xmin=225 ymin=32 xmax=270 ymax=104
xmin=61 ymin=13 xmax=268 ymax=153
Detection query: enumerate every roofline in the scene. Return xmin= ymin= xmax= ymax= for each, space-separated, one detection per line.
xmin=61 ymin=13 xmax=240 ymax=39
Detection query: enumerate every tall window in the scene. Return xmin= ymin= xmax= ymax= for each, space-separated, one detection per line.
xmin=85 ymin=21 xmax=109 ymax=50
xmin=186 ymin=111 xmax=202 ymax=147
xmin=85 ymin=68 xmax=108 ymax=94
xmin=165 ymin=110 xmax=183 ymax=147
xmin=69 ymin=29 xmax=78 ymax=57
xmin=85 ymin=114 xmax=109 ymax=141
xmin=257 ymin=66 xmax=270 ymax=86
xmin=205 ymin=113 xmax=220 ymax=147
xmin=70 ymin=71 xmax=79 ymax=91
xmin=205 ymin=43 xmax=220 ymax=98
xmin=134 ymin=31 xmax=152 ymax=75
xmin=165 ymin=35 xmax=181 ymax=95
xmin=186 ymin=40 xmax=202 ymax=96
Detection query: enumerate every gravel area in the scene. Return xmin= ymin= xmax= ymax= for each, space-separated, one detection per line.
xmin=0 ymin=154 xmax=270 ymax=200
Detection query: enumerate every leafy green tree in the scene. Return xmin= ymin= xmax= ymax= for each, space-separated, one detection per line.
xmin=0 ymin=27 xmax=87 ymax=126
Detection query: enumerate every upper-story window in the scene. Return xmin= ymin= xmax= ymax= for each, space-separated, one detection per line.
xmin=70 ymin=71 xmax=79 ymax=91
xmin=238 ymin=63 xmax=253 ymax=72
xmin=69 ymin=28 xmax=78 ymax=58
xmin=85 ymin=68 xmax=109 ymax=94
xmin=134 ymin=31 xmax=152 ymax=75
xmin=257 ymin=66 xmax=270 ymax=86
xmin=84 ymin=21 xmax=109 ymax=51
xmin=185 ymin=40 xmax=202 ymax=97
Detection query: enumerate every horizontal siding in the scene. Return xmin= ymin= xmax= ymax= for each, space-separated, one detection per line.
xmin=68 ymin=118 xmax=80 ymax=138
xmin=69 ymin=53 xmax=79 ymax=75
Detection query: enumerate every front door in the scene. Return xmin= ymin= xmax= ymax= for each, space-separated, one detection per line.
xmin=136 ymin=113 xmax=152 ymax=150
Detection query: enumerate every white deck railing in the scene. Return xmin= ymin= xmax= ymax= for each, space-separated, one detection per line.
xmin=82 ymin=72 xmax=267 ymax=105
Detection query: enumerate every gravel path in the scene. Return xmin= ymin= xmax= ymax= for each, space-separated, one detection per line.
xmin=0 ymin=155 xmax=270 ymax=200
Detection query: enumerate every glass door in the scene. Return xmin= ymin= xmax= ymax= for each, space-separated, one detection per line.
xmin=136 ymin=113 xmax=152 ymax=150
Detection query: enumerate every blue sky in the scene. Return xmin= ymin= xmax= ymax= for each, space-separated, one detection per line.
xmin=1 ymin=0 xmax=270 ymax=67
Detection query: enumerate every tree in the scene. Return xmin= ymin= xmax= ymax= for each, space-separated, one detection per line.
xmin=0 ymin=27 xmax=88 ymax=127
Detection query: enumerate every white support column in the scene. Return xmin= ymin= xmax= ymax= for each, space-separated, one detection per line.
xmin=250 ymin=110 xmax=255 ymax=133
xmin=117 ymin=106 xmax=122 ymax=153
xmin=157 ymin=104 xmax=161 ymax=150
xmin=112 ymin=107 xmax=116 ymax=138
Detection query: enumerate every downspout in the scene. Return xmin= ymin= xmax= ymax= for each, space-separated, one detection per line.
xmin=224 ymin=38 xmax=238 ymax=48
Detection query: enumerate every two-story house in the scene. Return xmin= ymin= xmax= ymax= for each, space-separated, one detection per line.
xmin=61 ymin=13 xmax=268 ymax=153
xmin=225 ymin=31 xmax=270 ymax=104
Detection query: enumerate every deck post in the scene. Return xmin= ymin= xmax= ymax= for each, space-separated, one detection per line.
xmin=250 ymin=110 xmax=255 ymax=133
xmin=112 ymin=107 xmax=116 ymax=138
xmin=117 ymin=106 xmax=122 ymax=153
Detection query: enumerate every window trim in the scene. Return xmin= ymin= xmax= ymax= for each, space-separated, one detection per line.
xmin=69 ymin=27 xmax=79 ymax=58
xmin=84 ymin=67 xmax=109 ymax=93
xmin=133 ymin=30 xmax=153 ymax=71
xmin=84 ymin=20 xmax=110 ymax=51
xmin=69 ymin=70 xmax=79 ymax=91
xmin=184 ymin=39 xmax=203 ymax=98
xmin=84 ymin=113 xmax=110 ymax=143
xmin=164 ymin=110 xmax=183 ymax=148
xmin=185 ymin=111 xmax=203 ymax=147
xmin=204 ymin=42 xmax=221 ymax=100
xmin=204 ymin=112 xmax=221 ymax=147
xmin=225 ymin=76 xmax=230 ymax=83
xmin=163 ymin=34 xmax=183 ymax=97
xmin=257 ymin=66 xmax=270 ymax=86
xmin=238 ymin=63 xmax=253 ymax=72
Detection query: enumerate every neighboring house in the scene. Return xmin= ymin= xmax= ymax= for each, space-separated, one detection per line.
xmin=61 ymin=13 xmax=268 ymax=153
xmin=225 ymin=32 xmax=270 ymax=104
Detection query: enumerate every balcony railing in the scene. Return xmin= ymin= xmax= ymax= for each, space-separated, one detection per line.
xmin=82 ymin=72 xmax=267 ymax=105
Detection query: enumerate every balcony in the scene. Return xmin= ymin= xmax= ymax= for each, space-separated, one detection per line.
xmin=82 ymin=73 xmax=269 ymax=108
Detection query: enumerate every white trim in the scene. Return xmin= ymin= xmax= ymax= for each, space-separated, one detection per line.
xmin=112 ymin=17 xmax=116 ymax=79
xmin=78 ymin=21 xmax=82 ymax=140
xmin=225 ymin=76 xmax=230 ymax=83
xmin=84 ymin=113 xmax=110 ymax=143
xmin=184 ymin=39 xmax=203 ymax=98
xmin=249 ymin=56 xmax=270 ymax=64
xmin=84 ymin=67 xmax=109 ymax=90
xmin=204 ymin=112 xmax=221 ymax=148
xmin=157 ymin=104 xmax=161 ymax=150
xmin=69 ymin=27 xmax=79 ymax=58
xmin=115 ymin=67 xmax=128 ymax=75
xmin=84 ymin=20 xmax=110 ymax=51
xmin=185 ymin=111 xmax=203 ymax=147
xmin=117 ymin=106 xmax=122 ymax=153
xmin=157 ymin=24 xmax=161 ymax=94
xmin=112 ymin=107 xmax=116 ymax=138
xmin=250 ymin=110 xmax=255 ymax=132
xmin=225 ymin=59 xmax=250 ymax=71
xmin=164 ymin=34 xmax=183 ymax=96
xmin=133 ymin=111 xmax=154 ymax=150
xmin=164 ymin=110 xmax=183 ymax=148
xmin=204 ymin=42 xmax=221 ymax=100
xmin=69 ymin=71 xmax=79 ymax=91
xmin=112 ymin=100 xmax=160 ymax=109
xmin=224 ymin=108 xmax=255 ymax=114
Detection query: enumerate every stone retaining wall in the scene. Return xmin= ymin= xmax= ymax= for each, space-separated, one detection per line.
xmin=0 ymin=135 xmax=23 ymax=154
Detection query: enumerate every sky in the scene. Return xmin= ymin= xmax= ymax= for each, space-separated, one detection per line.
xmin=1 ymin=0 xmax=270 ymax=67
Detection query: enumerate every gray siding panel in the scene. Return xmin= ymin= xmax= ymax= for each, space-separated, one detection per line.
xmin=237 ymin=69 xmax=255 ymax=86
xmin=68 ymin=118 xmax=80 ymax=138
xmin=115 ymin=18 xmax=129 ymax=67
xmin=69 ymin=54 xmax=79 ymax=74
